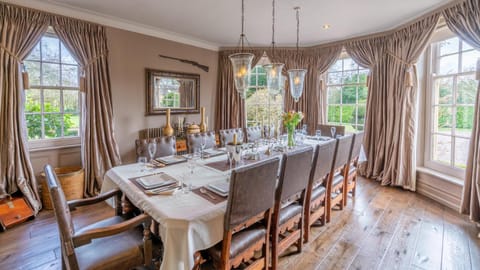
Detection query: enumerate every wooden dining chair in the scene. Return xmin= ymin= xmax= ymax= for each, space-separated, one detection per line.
xmin=271 ymin=147 xmax=314 ymax=269
xmin=186 ymin=131 xmax=216 ymax=153
xmin=245 ymin=126 xmax=262 ymax=143
xmin=135 ymin=136 xmax=176 ymax=159
xmin=219 ymin=128 xmax=244 ymax=146
xmin=327 ymin=135 xmax=354 ymax=222
xmin=206 ymin=158 xmax=279 ymax=270
xmin=44 ymin=165 xmax=154 ymax=270
xmin=343 ymin=131 xmax=365 ymax=206
xmin=316 ymin=124 xmax=345 ymax=138
xmin=304 ymin=139 xmax=337 ymax=242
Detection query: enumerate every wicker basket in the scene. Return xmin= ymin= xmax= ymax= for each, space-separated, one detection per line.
xmin=40 ymin=166 xmax=84 ymax=210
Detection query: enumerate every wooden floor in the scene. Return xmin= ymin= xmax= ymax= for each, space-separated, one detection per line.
xmin=1 ymin=177 xmax=479 ymax=270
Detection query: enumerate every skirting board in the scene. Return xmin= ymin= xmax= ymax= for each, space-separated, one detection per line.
xmin=416 ymin=168 xmax=463 ymax=211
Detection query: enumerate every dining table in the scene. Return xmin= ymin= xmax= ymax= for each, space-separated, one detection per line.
xmin=100 ymin=137 xmax=346 ymax=270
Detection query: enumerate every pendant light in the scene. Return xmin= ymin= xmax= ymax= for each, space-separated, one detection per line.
xmin=229 ymin=0 xmax=254 ymax=99
xmin=288 ymin=7 xmax=307 ymax=102
xmin=264 ymin=0 xmax=284 ymax=95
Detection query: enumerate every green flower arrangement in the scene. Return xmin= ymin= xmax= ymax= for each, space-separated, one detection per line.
xmin=282 ymin=111 xmax=304 ymax=147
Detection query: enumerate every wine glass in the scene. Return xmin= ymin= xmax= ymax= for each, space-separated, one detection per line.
xmin=137 ymin=156 xmax=148 ymax=172
xmin=200 ymin=136 xmax=207 ymax=158
xmin=186 ymin=154 xmax=196 ymax=174
xmin=330 ymin=127 xmax=336 ymax=138
xmin=147 ymin=142 xmax=157 ymax=162
xmin=315 ymin=130 xmax=322 ymax=140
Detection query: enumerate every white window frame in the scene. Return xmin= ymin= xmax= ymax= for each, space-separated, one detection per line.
xmin=424 ymin=29 xmax=478 ymax=179
xmin=24 ymin=32 xmax=82 ymax=150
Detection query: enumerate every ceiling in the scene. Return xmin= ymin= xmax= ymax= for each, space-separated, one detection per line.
xmin=9 ymin=0 xmax=453 ymax=50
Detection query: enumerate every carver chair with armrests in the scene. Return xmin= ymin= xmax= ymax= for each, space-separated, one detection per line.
xmin=327 ymin=135 xmax=353 ymax=222
xmin=343 ymin=131 xmax=365 ymax=206
xmin=206 ymin=158 xmax=279 ymax=270
xmin=219 ymin=128 xmax=244 ymax=146
xmin=135 ymin=136 xmax=176 ymax=159
xmin=271 ymin=147 xmax=314 ymax=269
xmin=316 ymin=124 xmax=345 ymax=138
xmin=186 ymin=131 xmax=216 ymax=153
xmin=44 ymin=165 xmax=154 ymax=270
xmin=304 ymin=139 xmax=336 ymax=242
xmin=245 ymin=126 xmax=263 ymax=143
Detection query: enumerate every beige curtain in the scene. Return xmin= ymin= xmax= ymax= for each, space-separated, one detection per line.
xmin=0 ymin=3 xmax=49 ymax=213
xmin=443 ymin=0 xmax=480 ymax=222
xmin=52 ymin=17 xmax=122 ymax=196
xmin=214 ymin=49 xmax=264 ymax=130
xmin=346 ymin=14 xmax=440 ymax=191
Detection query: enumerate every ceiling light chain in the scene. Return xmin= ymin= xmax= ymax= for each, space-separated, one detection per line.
xmin=295 ymin=7 xmax=300 ymax=52
xmin=288 ymin=6 xmax=307 ymax=103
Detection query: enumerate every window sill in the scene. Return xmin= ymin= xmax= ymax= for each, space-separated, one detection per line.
xmin=417 ymin=166 xmax=463 ymax=186
xmin=28 ymin=137 xmax=81 ymax=152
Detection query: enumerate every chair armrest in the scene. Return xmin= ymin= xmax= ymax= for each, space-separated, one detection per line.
xmin=72 ymin=213 xmax=151 ymax=247
xmin=68 ymin=189 xmax=122 ymax=210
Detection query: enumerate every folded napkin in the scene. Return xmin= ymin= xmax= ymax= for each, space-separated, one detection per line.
xmin=156 ymin=155 xmax=187 ymax=165
xmin=136 ymin=173 xmax=177 ymax=190
xmin=206 ymin=181 xmax=230 ymax=197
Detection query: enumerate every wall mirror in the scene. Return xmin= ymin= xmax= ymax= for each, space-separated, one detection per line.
xmin=146 ymin=69 xmax=200 ymax=115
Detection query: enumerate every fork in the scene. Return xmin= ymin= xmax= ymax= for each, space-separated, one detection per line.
xmin=199 ymin=187 xmax=216 ymax=200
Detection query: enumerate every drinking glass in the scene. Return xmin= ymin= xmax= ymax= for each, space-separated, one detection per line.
xmin=302 ymin=124 xmax=308 ymax=135
xmin=226 ymin=151 xmax=233 ymax=172
xmin=137 ymin=156 xmax=148 ymax=172
xmin=186 ymin=155 xmax=196 ymax=174
xmin=330 ymin=127 xmax=336 ymax=138
xmin=147 ymin=142 xmax=157 ymax=162
xmin=200 ymin=136 xmax=207 ymax=158
xmin=181 ymin=171 xmax=192 ymax=194
xmin=315 ymin=130 xmax=322 ymax=140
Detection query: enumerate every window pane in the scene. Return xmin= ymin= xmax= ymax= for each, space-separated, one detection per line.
xmin=461 ymin=50 xmax=480 ymax=72
xmin=438 ymin=54 xmax=459 ymax=75
xmin=439 ymin=37 xmax=459 ymax=56
xmin=433 ymin=106 xmax=452 ymax=134
xmin=457 ymin=75 xmax=477 ymax=104
xmin=249 ymin=75 xmax=256 ymax=86
xmin=64 ymin=114 xmax=79 ymax=137
xmin=61 ymin=65 xmax=79 ymax=87
xmin=342 ymin=71 xmax=358 ymax=84
xmin=456 ymin=106 xmax=474 ymax=133
xmin=25 ymin=114 xmax=42 ymax=140
xmin=42 ymin=63 xmax=60 ymax=86
xmin=41 ymin=36 xmax=60 ymax=62
xmin=257 ymin=74 xmax=266 ymax=87
xmin=327 ymin=86 xmax=341 ymax=104
xmin=27 ymin=43 xmax=41 ymax=61
xmin=44 ymin=113 xmax=63 ymax=138
xmin=359 ymin=69 xmax=368 ymax=84
xmin=357 ymin=105 xmax=366 ymax=125
xmin=24 ymin=61 xmax=40 ymax=86
xmin=328 ymin=72 xmax=342 ymax=85
xmin=454 ymin=137 xmax=470 ymax=168
xmin=432 ymin=134 xmax=451 ymax=165
xmin=44 ymin=89 xmax=61 ymax=112
xmin=358 ymin=86 xmax=368 ymax=102
xmin=64 ymin=90 xmax=80 ymax=113
xmin=25 ymin=89 xmax=41 ymax=113
xmin=341 ymin=105 xmax=355 ymax=126
xmin=462 ymin=41 xmax=473 ymax=51
xmin=433 ymin=77 xmax=453 ymax=105
xmin=343 ymin=58 xmax=358 ymax=70
xmin=330 ymin=60 xmax=343 ymax=72
xmin=60 ymin=43 xmax=77 ymax=64
xmin=327 ymin=105 xmax=340 ymax=123
xmin=342 ymin=85 xmax=357 ymax=104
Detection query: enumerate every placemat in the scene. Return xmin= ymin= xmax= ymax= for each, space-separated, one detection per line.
xmin=203 ymin=151 xmax=282 ymax=171
xmin=128 ymin=173 xmax=179 ymax=195
xmin=192 ymin=187 xmax=227 ymax=204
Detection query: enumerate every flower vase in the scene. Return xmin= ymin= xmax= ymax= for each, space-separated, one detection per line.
xmin=287 ymin=126 xmax=295 ymax=148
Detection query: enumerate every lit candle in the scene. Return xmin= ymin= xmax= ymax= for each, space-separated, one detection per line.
xmin=233 ymin=133 xmax=237 ymax=145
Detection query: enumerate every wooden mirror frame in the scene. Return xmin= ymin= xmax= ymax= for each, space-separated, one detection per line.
xmin=146 ymin=68 xmax=200 ymax=115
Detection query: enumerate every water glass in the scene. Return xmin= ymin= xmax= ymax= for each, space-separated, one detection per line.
xmin=200 ymin=136 xmax=207 ymax=158
xmin=186 ymin=155 xmax=196 ymax=174
xmin=137 ymin=156 xmax=148 ymax=172
xmin=315 ymin=130 xmax=322 ymax=140
xmin=330 ymin=127 xmax=336 ymax=138
xmin=181 ymin=171 xmax=192 ymax=194
xmin=147 ymin=142 xmax=157 ymax=162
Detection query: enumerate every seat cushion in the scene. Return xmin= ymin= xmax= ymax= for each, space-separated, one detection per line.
xmin=75 ymin=216 xmax=145 ymax=270
xmin=210 ymin=225 xmax=266 ymax=259
xmin=278 ymin=204 xmax=302 ymax=225
xmin=332 ymin=173 xmax=344 ymax=187
xmin=310 ymin=186 xmax=326 ymax=201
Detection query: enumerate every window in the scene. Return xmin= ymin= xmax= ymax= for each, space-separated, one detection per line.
xmin=326 ymin=57 xmax=368 ymax=132
xmin=155 ymin=78 xmax=180 ymax=108
xmin=245 ymin=65 xmax=284 ymax=127
xmin=426 ymin=36 xmax=479 ymax=176
xmin=24 ymin=34 xmax=81 ymax=145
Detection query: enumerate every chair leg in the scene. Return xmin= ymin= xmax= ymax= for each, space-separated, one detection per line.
xmin=303 ymin=209 xmax=310 ymax=243
xmin=352 ymin=175 xmax=357 ymax=197
xmin=271 ymin=229 xmax=278 ymax=270
xmin=143 ymin=219 xmax=153 ymax=267
xmin=297 ymin=220 xmax=303 ymax=253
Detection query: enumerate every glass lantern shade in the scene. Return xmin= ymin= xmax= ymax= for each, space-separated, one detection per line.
xmin=288 ymin=69 xmax=307 ymax=102
xmin=229 ymin=52 xmax=254 ymax=99
xmin=263 ymin=63 xmax=285 ymax=95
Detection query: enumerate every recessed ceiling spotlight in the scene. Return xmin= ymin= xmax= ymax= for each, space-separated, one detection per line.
xmin=323 ymin=24 xmax=331 ymax=29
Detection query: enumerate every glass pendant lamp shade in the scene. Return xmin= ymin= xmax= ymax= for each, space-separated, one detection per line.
xmin=288 ymin=69 xmax=307 ymax=102
xmin=229 ymin=52 xmax=254 ymax=98
xmin=264 ymin=63 xmax=284 ymax=95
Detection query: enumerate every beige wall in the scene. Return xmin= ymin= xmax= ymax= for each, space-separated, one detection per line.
xmin=30 ymin=26 xmax=218 ymax=177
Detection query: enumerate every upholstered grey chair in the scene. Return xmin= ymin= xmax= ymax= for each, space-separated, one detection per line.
xmin=316 ymin=124 xmax=346 ymax=138
xmin=245 ymin=126 xmax=262 ymax=143
xmin=218 ymin=128 xmax=244 ymax=146
xmin=206 ymin=158 xmax=279 ymax=269
xmin=135 ymin=136 xmax=176 ymax=159
xmin=44 ymin=164 xmax=154 ymax=270
xmin=271 ymin=146 xmax=314 ymax=269
xmin=344 ymin=131 xmax=365 ymax=206
xmin=186 ymin=131 xmax=216 ymax=153
xmin=304 ymin=139 xmax=336 ymax=242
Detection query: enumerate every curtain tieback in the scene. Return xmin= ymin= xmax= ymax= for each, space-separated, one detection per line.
xmin=0 ymin=43 xmax=20 ymax=61
xmin=1 ymin=43 xmax=30 ymax=89
xmin=385 ymin=50 xmax=416 ymax=87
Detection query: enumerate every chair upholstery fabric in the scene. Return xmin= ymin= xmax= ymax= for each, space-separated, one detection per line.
xmin=186 ymin=131 xmax=216 ymax=153
xmin=210 ymin=225 xmax=266 ymax=259
xmin=316 ymin=124 xmax=346 ymax=138
xmin=219 ymin=128 xmax=244 ymax=146
xmin=310 ymin=140 xmax=337 ymax=187
xmin=135 ymin=136 xmax=176 ymax=159
xmin=333 ymin=135 xmax=354 ymax=170
xmin=278 ymin=204 xmax=303 ymax=225
xmin=245 ymin=126 xmax=263 ymax=142
xmin=278 ymin=147 xmax=314 ymax=202
xmin=348 ymin=132 xmax=365 ymax=162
